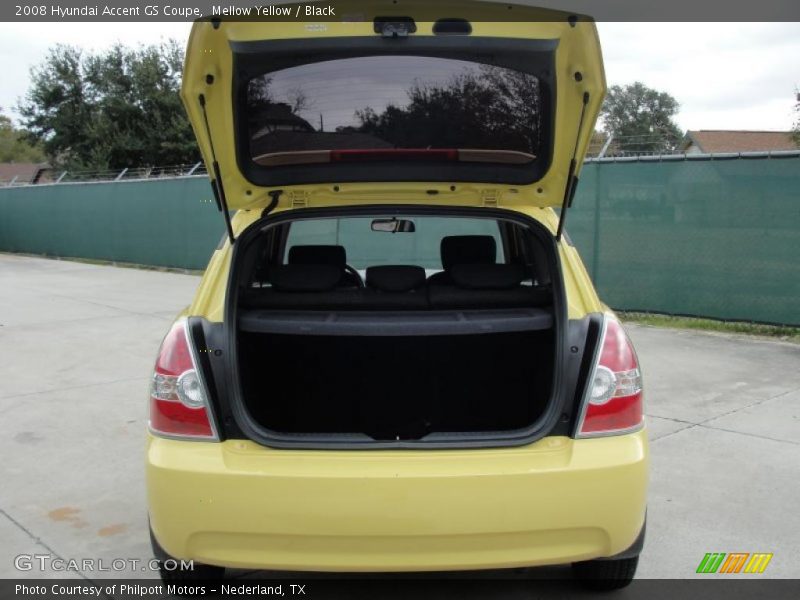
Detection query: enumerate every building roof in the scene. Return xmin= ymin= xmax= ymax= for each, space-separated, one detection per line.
xmin=250 ymin=103 xmax=316 ymax=136
xmin=679 ymin=130 xmax=798 ymax=154
xmin=0 ymin=162 xmax=52 ymax=184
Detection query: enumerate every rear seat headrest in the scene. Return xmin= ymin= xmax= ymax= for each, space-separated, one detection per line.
xmin=449 ymin=264 xmax=525 ymax=290
xmin=366 ymin=265 xmax=426 ymax=292
xmin=269 ymin=264 xmax=342 ymax=292
xmin=288 ymin=245 xmax=346 ymax=266
xmin=440 ymin=236 xmax=497 ymax=271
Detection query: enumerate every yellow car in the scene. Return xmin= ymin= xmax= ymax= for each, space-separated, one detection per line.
xmin=146 ymin=1 xmax=648 ymax=590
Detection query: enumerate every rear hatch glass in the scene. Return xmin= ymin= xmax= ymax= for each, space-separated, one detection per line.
xmin=246 ymin=55 xmax=543 ymax=166
xmin=231 ymin=36 xmax=557 ymax=187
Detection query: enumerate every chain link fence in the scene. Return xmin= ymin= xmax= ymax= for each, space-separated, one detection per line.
xmin=1 ymin=152 xmax=798 ymax=324
xmin=569 ymin=152 xmax=800 ymax=325
xmin=1 ymin=163 xmax=208 ymax=186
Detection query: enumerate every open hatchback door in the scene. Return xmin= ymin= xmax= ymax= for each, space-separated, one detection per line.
xmin=171 ymin=2 xmax=624 ymax=449
xmin=181 ymin=0 xmax=606 ymax=231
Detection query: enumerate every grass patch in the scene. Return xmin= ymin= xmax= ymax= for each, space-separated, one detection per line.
xmin=619 ymin=312 xmax=800 ymax=343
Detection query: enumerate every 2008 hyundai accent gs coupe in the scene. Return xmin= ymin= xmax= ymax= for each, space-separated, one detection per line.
xmin=146 ymin=0 xmax=648 ymax=590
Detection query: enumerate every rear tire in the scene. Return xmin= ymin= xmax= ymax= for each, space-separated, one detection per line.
xmin=572 ymin=556 xmax=638 ymax=591
xmin=149 ymin=527 xmax=224 ymax=587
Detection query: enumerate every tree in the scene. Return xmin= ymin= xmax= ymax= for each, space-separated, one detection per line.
xmin=18 ymin=42 xmax=199 ymax=171
xmin=793 ymin=91 xmax=800 ymax=146
xmin=247 ymin=76 xmax=274 ymax=111
xmin=600 ymin=82 xmax=683 ymax=155
xmin=0 ymin=108 xmax=46 ymax=162
xmin=353 ymin=66 xmax=543 ymax=154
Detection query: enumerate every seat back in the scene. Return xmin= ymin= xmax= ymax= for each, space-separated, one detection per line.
xmin=429 ymin=263 xmax=549 ymax=309
xmin=288 ymin=245 xmax=347 ymax=267
xmin=364 ymin=265 xmax=428 ymax=309
xmin=428 ymin=235 xmax=497 ymax=285
xmin=440 ymin=235 xmax=497 ymax=271
xmin=287 ymin=244 xmax=361 ymax=288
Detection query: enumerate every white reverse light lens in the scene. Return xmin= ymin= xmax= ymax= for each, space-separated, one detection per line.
xmin=589 ymin=365 xmax=617 ymax=405
xmin=614 ymin=368 xmax=643 ymax=397
xmin=151 ymin=373 xmax=178 ymax=401
xmin=176 ymin=370 xmax=205 ymax=408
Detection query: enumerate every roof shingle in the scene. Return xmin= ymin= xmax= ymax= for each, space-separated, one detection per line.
xmin=0 ymin=162 xmax=52 ymax=184
xmin=681 ymin=130 xmax=798 ymax=154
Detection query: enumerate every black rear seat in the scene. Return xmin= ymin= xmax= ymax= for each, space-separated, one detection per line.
xmin=288 ymin=244 xmax=362 ymax=288
xmin=288 ymin=245 xmax=346 ymax=266
xmin=269 ymin=264 xmax=341 ymax=293
xmin=241 ymin=264 xmax=428 ymax=310
xmin=241 ymin=263 xmax=363 ymax=310
xmin=240 ymin=238 xmax=549 ymax=311
xmin=428 ymin=263 xmax=550 ymax=309
xmin=427 ymin=235 xmax=497 ymax=285
xmin=363 ymin=265 xmax=428 ymax=309
xmin=241 ymin=263 xmax=549 ymax=310
xmin=425 ymin=235 xmax=549 ymax=309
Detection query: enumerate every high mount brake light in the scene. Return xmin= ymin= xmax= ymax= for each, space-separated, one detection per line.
xmin=149 ymin=320 xmax=218 ymax=441
xmin=576 ymin=314 xmax=644 ymax=437
xmin=330 ymin=148 xmax=459 ymax=162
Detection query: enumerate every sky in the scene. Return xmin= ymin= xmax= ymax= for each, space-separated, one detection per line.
xmin=0 ymin=21 xmax=798 ymax=133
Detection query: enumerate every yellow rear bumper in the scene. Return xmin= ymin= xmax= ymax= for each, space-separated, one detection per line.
xmin=146 ymin=430 xmax=648 ymax=571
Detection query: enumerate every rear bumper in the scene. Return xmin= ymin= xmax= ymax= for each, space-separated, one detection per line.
xmin=146 ymin=430 xmax=648 ymax=572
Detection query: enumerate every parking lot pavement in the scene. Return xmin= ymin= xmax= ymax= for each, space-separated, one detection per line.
xmin=1 ymin=254 xmax=798 ymax=586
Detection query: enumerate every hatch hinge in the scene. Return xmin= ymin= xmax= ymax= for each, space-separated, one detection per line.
xmin=480 ymin=189 xmax=500 ymax=208
xmin=288 ymin=190 xmax=309 ymax=208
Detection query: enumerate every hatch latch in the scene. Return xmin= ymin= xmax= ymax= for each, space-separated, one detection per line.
xmin=288 ymin=191 xmax=309 ymax=208
xmin=480 ymin=189 xmax=500 ymax=208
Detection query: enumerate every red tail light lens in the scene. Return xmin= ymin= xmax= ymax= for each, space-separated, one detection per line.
xmin=577 ymin=315 xmax=644 ymax=437
xmin=149 ymin=320 xmax=218 ymax=440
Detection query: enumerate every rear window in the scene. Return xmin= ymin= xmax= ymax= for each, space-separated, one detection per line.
xmin=285 ymin=216 xmax=504 ymax=271
xmin=246 ymin=55 xmax=543 ymax=166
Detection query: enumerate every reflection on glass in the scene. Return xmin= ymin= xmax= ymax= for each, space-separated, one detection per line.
xmin=245 ymin=56 xmax=542 ymax=166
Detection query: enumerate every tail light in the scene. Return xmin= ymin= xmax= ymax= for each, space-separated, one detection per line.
xmin=330 ymin=148 xmax=459 ymax=162
xmin=149 ymin=320 xmax=218 ymax=441
xmin=576 ymin=314 xmax=644 ymax=437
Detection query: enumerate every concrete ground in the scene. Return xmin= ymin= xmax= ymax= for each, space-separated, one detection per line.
xmin=1 ymin=254 xmax=798 ymax=591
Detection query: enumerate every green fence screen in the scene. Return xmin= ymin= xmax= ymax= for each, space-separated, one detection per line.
xmin=569 ymin=155 xmax=799 ymax=325
xmin=0 ymin=177 xmax=219 ymax=270
xmin=1 ymin=155 xmax=798 ymax=324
